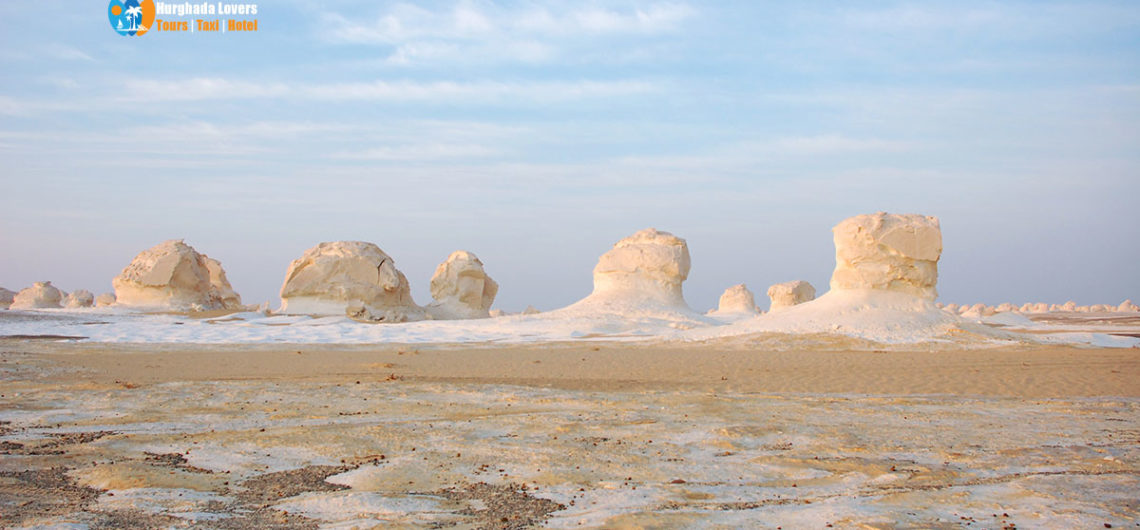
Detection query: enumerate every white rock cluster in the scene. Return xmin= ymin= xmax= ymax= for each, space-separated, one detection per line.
xmin=830 ymin=212 xmax=942 ymax=300
xmin=938 ymin=299 xmax=1140 ymax=315
xmin=767 ymin=280 xmax=816 ymax=311
xmin=113 ymin=240 xmax=243 ymax=311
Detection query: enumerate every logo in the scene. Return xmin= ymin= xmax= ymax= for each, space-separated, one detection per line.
xmin=108 ymin=0 xmax=155 ymax=36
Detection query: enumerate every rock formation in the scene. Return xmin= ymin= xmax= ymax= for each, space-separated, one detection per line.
xmin=711 ymin=284 xmax=759 ymax=314
xmin=63 ymin=289 xmax=95 ymax=308
xmin=11 ymin=281 xmax=64 ymax=309
xmin=830 ymin=212 xmax=942 ymax=300
xmin=767 ymin=280 xmax=816 ymax=311
xmin=113 ymin=240 xmax=243 ymax=311
xmin=95 ymin=293 xmax=117 ymax=307
xmin=1120 ymin=299 xmax=1139 ymax=312
xmin=204 ymin=257 xmax=242 ymax=309
xmin=0 ymin=287 xmax=15 ymax=309
xmin=584 ymin=228 xmax=691 ymax=307
xmin=425 ymin=250 xmax=498 ymax=320
xmin=279 ymin=241 xmax=424 ymax=321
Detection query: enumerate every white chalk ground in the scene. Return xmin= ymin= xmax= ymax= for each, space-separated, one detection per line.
xmin=1 ymin=376 xmax=1136 ymax=528
xmin=2 ymin=288 xmax=1138 ymax=348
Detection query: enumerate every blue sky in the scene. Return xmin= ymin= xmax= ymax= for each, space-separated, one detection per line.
xmin=1 ymin=1 xmax=1138 ymax=310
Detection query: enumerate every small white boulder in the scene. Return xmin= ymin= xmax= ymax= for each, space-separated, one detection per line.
xmin=767 ymin=281 xmax=816 ymax=311
xmin=63 ymin=289 xmax=95 ymax=308
xmin=95 ymin=293 xmax=117 ymax=307
xmin=711 ymin=284 xmax=760 ymax=315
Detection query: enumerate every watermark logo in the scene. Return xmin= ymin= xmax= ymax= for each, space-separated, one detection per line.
xmin=108 ymin=0 xmax=155 ymax=36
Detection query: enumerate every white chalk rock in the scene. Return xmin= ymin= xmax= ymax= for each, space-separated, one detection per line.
xmin=549 ymin=228 xmax=705 ymax=328
xmin=830 ymin=212 xmax=942 ymax=300
xmin=0 ymin=287 xmax=15 ymax=309
xmin=767 ymin=281 xmax=816 ymax=311
xmin=279 ymin=241 xmax=424 ymax=321
xmin=63 ymin=289 xmax=95 ymax=308
xmin=711 ymin=284 xmax=760 ymax=315
xmin=1119 ymin=299 xmax=1139 ymax=312
xmin=590 ymin=228 xmax=691 ymax=307
xmin=113 ymin=240 xmax=243 ymax=311
xmin=425 ymin=250 xmax=498 ymax=320
xmin=203 ymin=257 xmax=242 ymax=309
xmin=95 ymin=293 xmax=117 ymax=307
xmin=11 ymin=281 xmax=64 ymax=309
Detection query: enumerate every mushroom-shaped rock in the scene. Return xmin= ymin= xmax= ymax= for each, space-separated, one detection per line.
xmin=589 ymin=228 xmax=691 ymax=307
xmin=830 ymin=212 xmax=942 ymax=300
xmin=767 ymin=281 xmax=816 ymax=311
xmin=95 ymin=293 xmax=117 ymax=307
xmin=425 ymin=250 xmax=498 ymax=320
xmin=711 ymin=284 xmax=759 ymax=315
xmin=63 ymin=289 xmax=95 ymax=308
xmin=11 ymin=281 xmax=64 ymax=309
xmin=279 ymin=241 xmax=424 ymax=321
xmin=113 ymin=240 xmax=243 ymax=311
xmin=0 ymin=287 xmax=15 ymax=309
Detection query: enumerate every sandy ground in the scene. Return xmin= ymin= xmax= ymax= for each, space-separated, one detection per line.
xmin=12 ymin=339 xmax=1140 ymax=397
xmin=1 ymin=339 xmax=1138 ymax=528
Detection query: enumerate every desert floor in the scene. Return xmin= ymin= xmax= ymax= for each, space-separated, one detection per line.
xmin=2 ymin=339 xmax=1138 ymax=528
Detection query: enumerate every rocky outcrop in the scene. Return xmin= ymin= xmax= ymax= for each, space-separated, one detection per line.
xmin=279 ymin=241 xmax=424 ymax=321
xmin=11 ymin=281 xmax=64 ymax=309
xmin=711 ymin=284 xmax=759 ymax=314
xmin=586 ymin=228 xmax=691 ymax=308
xmin=0 ymin=287 xmax=15 ymax=309
xmin=113 ymin=240 xmax=243 ymax=311
xmin=63 ymin=289 xmax=95 ymax=308
xmin=95 ymin=293 xmax=117 ymax=307
xmin=767 ymin=280 xmax=816 ymax=311
xmin=425 ymin=250 xmax=498 ymax=320
xmin=830 ymin=212 xmax=942 ymax=300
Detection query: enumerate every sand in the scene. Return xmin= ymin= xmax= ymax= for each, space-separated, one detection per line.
xmin=13 ymin=339 xmax=1140 ymax=398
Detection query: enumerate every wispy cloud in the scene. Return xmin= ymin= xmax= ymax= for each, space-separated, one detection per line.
xmin=121 ymin=77 xmax=658 ymax=103
xmin=332 ymin=143 xmax=502 ymax=161
xmin=768 ymin=135 xmax=915 ymax=155
xmin=321 ymin=2 xmax=696 ymax=65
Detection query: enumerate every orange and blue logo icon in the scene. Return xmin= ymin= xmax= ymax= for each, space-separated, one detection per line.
xmin=108 ymin=0 xmax=155 ymax=36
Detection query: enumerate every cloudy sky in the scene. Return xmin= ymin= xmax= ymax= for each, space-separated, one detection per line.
xmin=1 ymin=1 xmax=1137 ymax=310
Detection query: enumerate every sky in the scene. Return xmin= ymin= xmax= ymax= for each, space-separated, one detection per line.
xmin=1 ymin=1 xmax=1138 ymax=311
